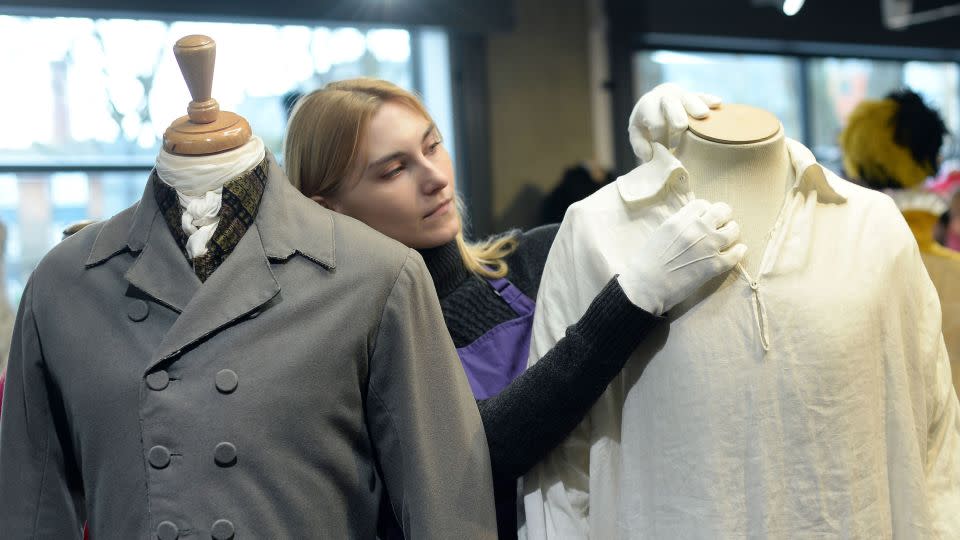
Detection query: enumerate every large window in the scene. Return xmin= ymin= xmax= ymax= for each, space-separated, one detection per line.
xmin=634 ymin=50 xmax=959 ymax=173
xmin=0 ymin=15 xmax=453 ymax=304
xmin=806 ymin=58 xmax=959 ymax=161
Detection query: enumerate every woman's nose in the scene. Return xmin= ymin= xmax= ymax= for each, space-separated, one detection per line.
xmin=420 ymin=161 xmax=449 ymax=194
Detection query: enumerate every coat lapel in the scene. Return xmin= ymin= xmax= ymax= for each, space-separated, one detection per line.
xmin=87 ymin=154 xmax=332 ymax=373
xmin=147 ymin=218 xmax=280 ymax=371
xmin=125 ymin=216 xmax=202 ymax=314
xmin=146 ymin=220 xmax=279 ymax=371
xmin=121 ymin=175 xmax=201 ymax=313
xmin=117 ymin=152 xmax=329 ymax=372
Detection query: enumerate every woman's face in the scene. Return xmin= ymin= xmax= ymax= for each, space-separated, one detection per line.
xmin=321 ymin=101 xmax=460 ymax=249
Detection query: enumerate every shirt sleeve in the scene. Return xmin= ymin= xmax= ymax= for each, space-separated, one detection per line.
xmin=925 ymin=333 xmax=960 ymax=537
xmin=522 ymin=209 xmax=616 ymax=539
xmin=915 ymin=265 xmax=960 ymax=537
xmin=0 ymin=276 xmax=84 ymax=538
xmin=365 ymin=250 xmax=497 ymax=540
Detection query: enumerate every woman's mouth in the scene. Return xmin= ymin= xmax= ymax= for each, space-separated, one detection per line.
xmin=424 ymin=198 xmax=453 ymax=219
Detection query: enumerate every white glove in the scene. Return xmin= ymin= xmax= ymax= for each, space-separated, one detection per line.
xmin=628 ymin=83 xmax=722 ymax=163
xmin=618 ymin=199 xmax=747 ymax=315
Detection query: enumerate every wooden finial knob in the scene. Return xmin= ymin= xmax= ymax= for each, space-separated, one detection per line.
xmin=163 ymin=34 xmax=251 ymax=156
xmin=174 ymin=35 xmax=220 ymax=124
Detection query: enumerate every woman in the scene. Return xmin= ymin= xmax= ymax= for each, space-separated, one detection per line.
xmin=284 ymin=78 xmax=744 ymax=538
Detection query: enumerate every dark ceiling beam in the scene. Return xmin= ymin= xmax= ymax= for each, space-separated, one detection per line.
xmin=607 ymin=0 xmax=960 ymax=51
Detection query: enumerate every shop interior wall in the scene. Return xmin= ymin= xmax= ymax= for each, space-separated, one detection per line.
xmin=485 ymin=0 xmax=597 ymax=233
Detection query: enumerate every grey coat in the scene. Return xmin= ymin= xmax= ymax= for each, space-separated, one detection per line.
xmin=0 ymin=155 xmax=497 ymax=539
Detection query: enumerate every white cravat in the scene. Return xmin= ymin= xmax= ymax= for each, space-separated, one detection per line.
xmin=155 ymin=136 xmax=265 ymax=258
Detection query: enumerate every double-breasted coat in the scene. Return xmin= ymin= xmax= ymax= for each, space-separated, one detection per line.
xmin=0 ymin=154 xmax=497 ymax=539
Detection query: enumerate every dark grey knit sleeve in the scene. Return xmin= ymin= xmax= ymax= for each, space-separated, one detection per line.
xmin=475 ymin=276 xmax=663 ymax=484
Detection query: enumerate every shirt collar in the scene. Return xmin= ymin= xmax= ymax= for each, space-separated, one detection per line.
xmin=617 ymin=138 xmax=847 ymax=205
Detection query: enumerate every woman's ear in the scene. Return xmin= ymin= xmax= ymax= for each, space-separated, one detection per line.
xmin=311 ymin=195 xmax=339 ymax=212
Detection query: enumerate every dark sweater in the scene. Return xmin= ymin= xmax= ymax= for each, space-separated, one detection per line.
xmin=418 ymin=225 xmax=663 ymax=539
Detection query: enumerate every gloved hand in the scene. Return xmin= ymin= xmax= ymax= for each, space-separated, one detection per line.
xmin=618 ymin=199 xmax=746 ymax=315
xmin=628 ymin=83 xmax=722 ymax=163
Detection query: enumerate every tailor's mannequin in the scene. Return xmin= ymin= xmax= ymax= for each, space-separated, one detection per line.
xmin=675 ymin=104 xmax=794 ymax=278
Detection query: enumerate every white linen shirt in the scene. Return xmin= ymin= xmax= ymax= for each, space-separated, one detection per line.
xmin=523 ymin=140 xmax=960 ymax=539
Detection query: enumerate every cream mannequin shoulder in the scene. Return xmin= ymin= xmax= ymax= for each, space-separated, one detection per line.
xmin=675 ymin=103 xmax=794 ymax=278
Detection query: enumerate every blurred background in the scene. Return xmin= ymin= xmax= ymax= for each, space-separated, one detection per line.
xmin=0 ymin=0 xmax=958 ymax=305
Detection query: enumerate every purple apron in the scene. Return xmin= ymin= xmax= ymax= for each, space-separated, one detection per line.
xmin=456 ymin=276 xmax=536 ymax=400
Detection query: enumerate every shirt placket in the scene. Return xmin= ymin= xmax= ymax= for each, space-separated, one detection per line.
xmin=737 ymin=190 xmax=801 ymax=353
xmin=670 ymin=172 xmax=802 ymax=353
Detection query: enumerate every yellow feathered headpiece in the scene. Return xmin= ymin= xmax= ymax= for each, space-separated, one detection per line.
xmin=840 ymin=90 xmax=947 ymax=188
xmin=839 ymin=97 xmax=934 ymax=189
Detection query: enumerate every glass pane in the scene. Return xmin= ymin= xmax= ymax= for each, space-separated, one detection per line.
xmin=0 ymin=16 xmax=415 ymax=166
xmin=806 ymin=58 xmax=959 ymax=169
xmin=1 ymin=171 xmax=148 ymax=305
xmin=417 ymin=29 xmax=457 ymax=170
xmin=633 ymin=50 xmax=803 ymax=144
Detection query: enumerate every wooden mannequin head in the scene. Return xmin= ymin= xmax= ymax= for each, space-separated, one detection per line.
xmin=162 ymin=35 xmax=251 ymax=156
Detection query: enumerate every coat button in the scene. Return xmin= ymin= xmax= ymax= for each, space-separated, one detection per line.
xmin=211 ymin=518 xmax=235 ymax=539
xmin=215 ymin=369 xmax=238 ymax=394
xmin=157 ymin=520 xmax=179 ymax=540
xmin=146 ymin=370 xmax=170 ymax=391
xmin=149 ymin=445 xmax=171 ymax=469
xmin=128 ymin=299 xmax=150 ymax=322
xmin=214 ymin=442 xmax=237 ymax=467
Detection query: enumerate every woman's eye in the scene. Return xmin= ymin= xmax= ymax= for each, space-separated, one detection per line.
xmin=427 ymin=140 xmax=442 ymax=154
xmin=383 ymin=166 xmax=404 ymax=179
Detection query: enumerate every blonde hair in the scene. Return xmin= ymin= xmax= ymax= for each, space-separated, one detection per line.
xmin=284 ymin=77 xmax=516 ymax=278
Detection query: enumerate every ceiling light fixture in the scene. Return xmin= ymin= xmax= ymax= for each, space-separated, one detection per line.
xmin=781 ymin=0 xmax=805 ymax=16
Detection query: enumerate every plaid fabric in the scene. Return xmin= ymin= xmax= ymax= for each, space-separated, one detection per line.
xmin=152 ymin=157 xmax=268 ymax=282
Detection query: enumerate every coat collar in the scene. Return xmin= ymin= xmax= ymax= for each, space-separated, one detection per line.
xmin=145 ymin=218 xmax=281 ymax=370
xmin=85 ymin=151 xmax=336 ymax=273
xmin=81 ymin=151 xmax=338 ymax=369
xmin=617 ymin=139 xmax=847 ymax=205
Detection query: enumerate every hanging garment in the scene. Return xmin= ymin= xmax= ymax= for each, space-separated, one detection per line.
xmin=523 ymin=140 xmax=960 ymax=539
xmin=0 ymin=153 xmax=496 ymax=539
xmin=457 ymin=277 xmax=536 ymax=400
xmin=892 ymin=190 xmax=960 ymax=400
